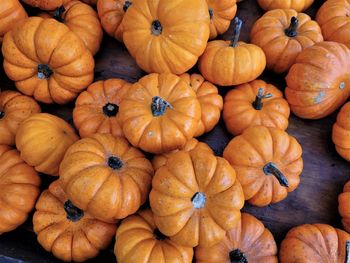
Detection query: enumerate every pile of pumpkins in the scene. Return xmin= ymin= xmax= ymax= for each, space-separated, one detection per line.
xmin=1 ymin=0 xmax=350 ymax=262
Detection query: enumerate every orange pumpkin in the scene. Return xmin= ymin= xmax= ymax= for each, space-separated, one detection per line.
xmin=22 ymin=0 xmax=72 ymax=10
xmin=0 ymin=90 xmax=41 ymax=146
xmin=180 ymin=73 xmax=223 ymax=137
xmin=223 ymin=126 xmax=303 ymax=207
xmin=279 ymin=224 xmax=350 ymax=262
xmin=59 ymin=133 xmax=153 ymax=223
xmin=122 ymin=0 xmax=210 ymax=74
xmin=150 ymin=146 xmax=244 ymax=248
xmin=0 ymin=145 xmax=41 ymax=234
xmin=115 ymin=209 xmax=193 ymax=263
xmin=339 ymin=180 xmax=350 ymax=232
xmin=257 ymin=0 xmax=314 ymax=12
xmin=333 ymin=102 xmax=350 ymax=161
xmin=285 ymin=41 xmax=350 ymax=119
xmin=16 ymin=113 xmax=79 ymax=176
xmin=33 ymin=180 xmax=116 ymax=262
xmin=97 ymin=0 xmax=132 ymax=42
xmin=251 ymin=9 xmax=323 ymax=73
xmin=2 ymin=17 xmax=94 ymax=104
xmin=119 ymin=73 xmax=201 ymax=154
xmin=73 ymin=79 xmax=131 ymax=139
xmin=195 ymin=213 xmax=278 ymax=263
xmin=223 ymin=80 xmax=290 ymax=136
xmin=199 ymin=17 xmax=266 ymax=86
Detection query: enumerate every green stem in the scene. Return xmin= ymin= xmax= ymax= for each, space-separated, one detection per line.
xmin=346 ymin=241 xmax=350 ymax=263
xmin=252 ymin=88 xmax=273 ymax=110
xmin=263 ymin=162 xmax=289 ymax=187
xmin=64 ymin=200 xmax=84 ymax=222
xmin=53 ymin=6 xmax=65 ymax=23
xmin=285 ymin=16 xmax=299 ymax=37
xmin=151 ymin=96 xmax=173 ymax=116
xmin=229 ymin=249 xmax=248 ymax=263
xmin=230 ymin=17 xmax=243 ymax=47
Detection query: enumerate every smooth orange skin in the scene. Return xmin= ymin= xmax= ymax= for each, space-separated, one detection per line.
xmin=223 ymin=79 xmax=290 ymax=136
xmin=122 ymin=0 xmax=210 ymax=74
xmin=180 ymin=73 xmax=223 ymax=137
xmin=316 ymin=0 xmax=350 ymax=49
xmin=257 ymin=0 xmax=314 ymax=12
xmin=2 ymin=17 xmax=94 ymax=104
xmin=115 ymin=209 xmax=193 ymax=263
xmin=59 ymin=134 xmax=154 ymax=223
xmin=150 ymin=147 xmax=245 ymax=248
xmin=339 ymin=181 xmax=350 ymax=232
xmin=119 ymin=73 xmax=201 ymax=154
xmin=0 ymin=145 xmax=41 ymax=234
xmin=33 ymin=180 xmax=116 ymax=262
xmin=198 ymin=40 xmax=266 ymax=86
xmin=22 ymin=0 xmax=72 ymax=10
xmin=16 ymin=113 xmax=79 ymax=176
xmin=223 ymin=126 xmax=303 ymax=207
xmin=207 ymin=0 xmax=237 ymax=39
xmin=73 ymin=79 xmax=131 ymax=139
xmin=195 ymin=213 xmax=277 ymax=263
xmin=279 ymin=224 xmax=350 ymax=262
xmin=333 ymin=102 xmax=350 ymax=161
xmin=251 ymin=9 xmax=323 ymax=73
xmin=0 ymin=90 xmax=41 ymax=146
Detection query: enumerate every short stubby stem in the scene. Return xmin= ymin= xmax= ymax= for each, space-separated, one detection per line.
xmin=263 ymin=162 xmax=289 ymax=187
xmin=230 ymin=17 xmax=243 ymax=47
xmin=151 ymin=20 xmax=162 ymax=36
xmin=209 ymin=8 xmax=214 ymax=19
xmin=64 ymin=200 xmax=84 ymax=222
xmin=252 ymin=88 xmax=273 ymax=110
xmin=123 ymin=0 xmax=132 ymax=11
xmin=285 ymin=16 xmax=299 ymax=37
xmin=191 ymin=192 xmax=206 ymax=209
xmin=103 ymin=103 xmax=118 ymax=117
xmin=346 ymin=240 xmax=350 ymax=263
xmin=151 ymin=96 xmax=173 ymax=117
xmin=37 ymin=64 xmax=53 ymax=79
xmin=229 ymin=249 xmax=248 ymax=263
xmin=0 ymin=111 xmax=4 ymax=119
xmin=154 ymin=229 xmax=167 ymax=241
xmin=53 ymin=6 xmax=66 ymax=23
xmin=108 ymin=156 xmax=123 ymax=170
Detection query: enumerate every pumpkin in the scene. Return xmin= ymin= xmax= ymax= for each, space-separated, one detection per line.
xmin=59 ymin=133 xmax=153 ymax=223
xmin=206 ymin=0 xmax=237 ymax=39
xmin=0 ymin=0 xmax=27 ymax=43
xmin=118 ymin=73 xmax=201 ymax=154
xmin=97 ymin=0 xmax=132 ymax=42
xmin=40 ymin=1 xmax=103 ymax=55
xmin=180 ymin=73 xmax=223 ymax=137
xmin=73 ymin=79 xmax=131 ymax=139
xmin=223 ymin=79 xmax=290 ymax=136
xmin=115 ymin=209 xmax=193 ymax=263
xmin=333 ymin=102 xmax=350 ymax=161
xmin=82 ymin=0 xmax=97 ymax=5
xmin=122 ymin=0 xmax=210 ymax=74
xmin=150 ymin=146 xmax=245 ymax=248
xmin=33 ymin=180 xmax=116 ymax=262
xmin=223 ymin=126 xmax=303 ymax=207
xmin=16 ymin=113 xmax=79 ymax=176
xmin=198 ymin=17 xmax=266 ymax=86
xmin=257 ymin=0 xmax=314 ymax=12
xmin=285 ymin=41 xmax=350 ymax=119
xmin=195 ymin=213 xmax=278 ymax=263
xmin=22 ymin=0 xmax=72 ymax=10
xmin=316 ymin=0 xmax=350 ymax=48
xmin=2 ymin=17 xmax=94 ymax=104
xmin=279 ymin=224 xmax=350 ymax=262
xmin=0 ymin=90 xmax=41 ymax=146
xmin=251 ymin=9 xmax=323 ymax=73
xmin=339 ymin=181 xmax=350 ymax=233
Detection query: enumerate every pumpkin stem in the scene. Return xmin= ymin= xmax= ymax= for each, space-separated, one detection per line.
xmin=37 ymin=64 xmax=53 ymax=79
xmin=108 ymin=156 xmax=123 ymax=170
xmin=285 ymin=16 xmax=299 ymax=37
xmin=191 ymin=192 xmax=206 ymax=209
xmin=53 ymin=5 xmax=65 ymax=23
xmin=209 ymin=8 xmax=214 ymax=19
xmin=103 ymin=103 xmax=118 ymax=117
xmin=230 ymin=17 xmax=243 ymax=47
xmin=123 ymin=0 xmax=132 ymax=11
xmin=252 ymin=88 xmax=273 ymax=110
xmin=64 ymin=200 xmax=84 ymax=222
xmin=263 ymin=162 xmax=289 ymax=187
xmin=154 ymin=229 xmax=167 ymax=241
xmin=151 ymin=96 xmax=173 ymax=117
xmin=346 ymin=241 xmax=350 ymax=263
xmin=151 ymin=20 xmax=162 ymax=36
xmin=229 ymin=249 xmax=248 ymax=263
xmin=0 ymin=111 xmax=4 ymax=119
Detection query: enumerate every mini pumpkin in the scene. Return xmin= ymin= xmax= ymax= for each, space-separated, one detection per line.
xmin=122 ymin=0 xmax=210 ymax=74
xmin=16 ymin=113 xmax=79 ymax=176
xmin=115 ymin=209 xmax=193 ymax=263
xmin=119 ymin=73 xmax=201 ymax=154
xmin=73 ymin=79 xmax=131 ymax=138
xmin=59 ymin=133 xmax=153 ymax=223
xmin=257 ymin=0 xmax=314 ymax=12
xmin=199 ymin=17 xmax=266 ymax=86
xmin=251 ymin=9 xmax=323 ymax=73
xmin=22 ymin=0 xmax=72 ymax=10
xmin=180 ymin=73 xmax=223 ymax=137
xmin=0 ymin=145 xmax=41 ymax=234
xmin=223 ymin=80 xmax=290 ymax=136
xmin=2 ymin=17 xmax=94 ymax=104
xmin=195 ymin=213 xmax=278 ymax=263
xmin=333 ymin=102 xmax=350 ymax=161
xmin=279 ymin=224 xmax=350 ymax=262
xmin=285 ymin=41 xmax=350 ymax=119
xmin=339 ymin=181 xmax=350 ymax=232
xmin=150 ymin=146 xmax=245 ymax=248
xmin=223 ymin=126 xmax=303 ymax=207
xmin=0 ymin=90 xmax=41 ymax=146
xmin=33 ymin=180 xmax=116 ymax=262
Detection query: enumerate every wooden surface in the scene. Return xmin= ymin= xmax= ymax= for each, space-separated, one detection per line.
xmin=1 ymin=0 xmax=347 ymax=262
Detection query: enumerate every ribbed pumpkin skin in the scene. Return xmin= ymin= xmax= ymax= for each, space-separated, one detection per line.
xmin=251 ymin=9 xmax=323 ymax=73
xmin=333 ymin=102 xmax=350 ymax=161
xmin=22 ymin=0 xmax=72 ymax=10
xmin=115 ymin=209 xmax=193 ymax=263
xmin=0 ymin=91 xmax=41 ymax=146
xmin=33 ymin=180 xmax=116 ymax=262
xmin=257 ymin=0 xmax=314 ymax=12
xmin=195 ymin=213 xmax=278 ymax=263
xmin=279 ymin=224 xmax=350 ymax=263
xmin=0 ymin=145 xmax=41 ymax=234
xmin=339 ymin=181 xmax=350 ymax=232
xmin=285 ymin=41 xmax=350 ymax=119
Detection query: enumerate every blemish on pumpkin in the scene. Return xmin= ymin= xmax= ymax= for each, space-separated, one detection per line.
xmin=314 ymin=92 xmax=325 ymax=104
xmin=340 ymin=82 xmax=346 ymax=89
xmin=148 ymin=131 xmax=154 ymax=137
